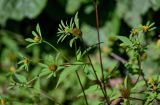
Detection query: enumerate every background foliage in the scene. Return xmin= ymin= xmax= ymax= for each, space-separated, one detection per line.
xmin=0 ymin=0 xmax=160 ymax=105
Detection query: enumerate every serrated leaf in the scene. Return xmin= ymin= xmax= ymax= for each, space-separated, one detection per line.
xmin=56 ymin=65 xmax=79 ymax=88
xmin=116 ymin=36 xmax=132 ymax=46
xmin=78 ymin=85 xmax=98 ymax=97
xmin=12 ymin=73 xmax=27 ymax=83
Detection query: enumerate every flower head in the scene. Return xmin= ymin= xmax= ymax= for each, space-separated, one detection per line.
xmin=18 ymin=55 xmax=30 ymax=71
xmin=57 ymin=12 xmax=81 ymax=47
xmin=25 ymin=24 xmax=42 ymax=48
xmin=131 ymin=28 xmax=139 ymax=35
xmin=142 ymin=22 xmax=156 ymax=32
xmin=143 ymin=25 xmax=149 ymax=32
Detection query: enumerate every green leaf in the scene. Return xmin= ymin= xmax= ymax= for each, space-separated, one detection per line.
xmin=78 ymin=85 xmax=98 ymax=97
xmin=32 ymin=31 xmax=38 ymax=37
xmin=25 ymin=38 xmax=35 ymax=43
xmin=66 ymin=0 xmax=81 ymax=14
xmin=124 ymin=75 xmax=132 ymax=89
xmin=33 ymin=78 xmax=41 ymax=93
xmin=56 ymin=65 xmax=80 ymax=88
xmin=39 ymin=69 xmax=50 ymax=77
xmin=74 ymin=12 xmax=79 ymax=28
xmin=26 ymin=43 xmax=37 ymax=48
xmin=131 ymin=80 xmax=145 ymax=92
xmin=47 ymin=72 xmax=54 ymax=79
xmin=149 ymin=27 xmax=156 ymax=31
xmin=39 ymin=63 xmax=48 ymax=68
xmin=36 ymin=24 xmax=41 ymax=36
xmin=116 ymin=36 xmax=132 ymax=46
xmin=76 ymin=48 xmax=82 ymax=61
xmin=69 ymin=37 xmax=77 ymax=47
xmin=12 ymin=73 xmax=27 ymax=83
xmin=0 ymin=0 xmax=47 ymax=26
xmin=61 ymin=20 xmax=66 ymax=28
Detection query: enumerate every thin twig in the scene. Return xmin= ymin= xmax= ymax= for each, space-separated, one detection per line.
xmin=93 ymin=0 xmax=110 ymax=104
xmin=81 ymin=37 xmax=108 ymax=102
xmin=137 ymin=54 xmax=148 ymax=87
xmin=43 ymin=40 xmax=70 ymax=61
xmin=76 ymin=71 xmax=89 ymax=105
xmin=129 ymin=97 xmax=145 ymax=101
xmin=110 ymin=53 xmax=127 ymax=64
xmin=59 ymin=62 xmax=91 ymax=67
xmin=87 ymin=55 xmax=109 ymax=102
xmin=74 ymin=42 xmax=89 ymax=105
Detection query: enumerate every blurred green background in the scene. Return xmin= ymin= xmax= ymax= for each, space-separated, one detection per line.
xmin=0 ymin=0 xmax=160 ymax=105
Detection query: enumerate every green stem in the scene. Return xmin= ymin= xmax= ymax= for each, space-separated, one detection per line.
xmin=42 ymin=40 xmax=69 ymax=61
xmin=137 ymin=53 xmax=148 ymax=87
xmin=59 ymin=62 xmax=91 ymax=67
xmin=87 ymin=55 xmax=109 ymax=102
xmin=74 ymin=41 xmax=89 ymax=105
xmin=76 ymin=71 xmax=89 ymax=105
xmin=81 ymin=37 xmax=108 ymax=102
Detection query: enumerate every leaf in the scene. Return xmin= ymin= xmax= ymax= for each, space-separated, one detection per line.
xmin=82 ymin=42 xmax=102 ymax=56
xmin=116 ymin=36 xmax=132 ymax=46
xmin=12 ymin=73 xmax=27 ymax=83
xmin=26 ymin=43 xmax=37 ymax=48
xmin=66 ymin=0 xmax=81 ymax=14
xmin=131 ymin=80 xmax=145 ymax=92
xmin=47 ymin=72 xmax=54 ymax=79
xmin=76 ymin=48 xmax=82 ymax=61
xmin=0 ymin=0 xmax=47 ymax=26
xmin=33 ymin=78 xmax=41 ymax=93
xmin=32 ymin=31 xmax=38 ymax=37
xmin=56 ymin=65 xmax=80 ymax=88
xmin=74 ymin=12 xmax=79 ymax=28
xmin=39 ymin=69 xmax=50 ymax=77
xmin=38 ymin=63 xmax=48 ymax=68
xmin=61 ymin=20 xmax=66 ymax=28
xmin=78 ymin=85 xmax=98 ymax=97
xmin=69 ymin=37 xmax=77 ymax=47
xmin=25 ymin=38 xmax=35 ymax=43
xmin=124 ymin=75 xmax=132 ymax=90
xmin=36 ymin=24 xmax=41 ymax=36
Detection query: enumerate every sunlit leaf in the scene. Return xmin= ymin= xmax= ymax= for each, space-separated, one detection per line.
xmin=56 ymin=65 xmax=80 ymax=88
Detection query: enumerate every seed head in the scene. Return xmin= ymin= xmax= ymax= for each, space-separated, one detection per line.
xmin=72 ymin=28 xmax=82 ymax=37
xmin=48 ymin=65 xmax=57 ymax=72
